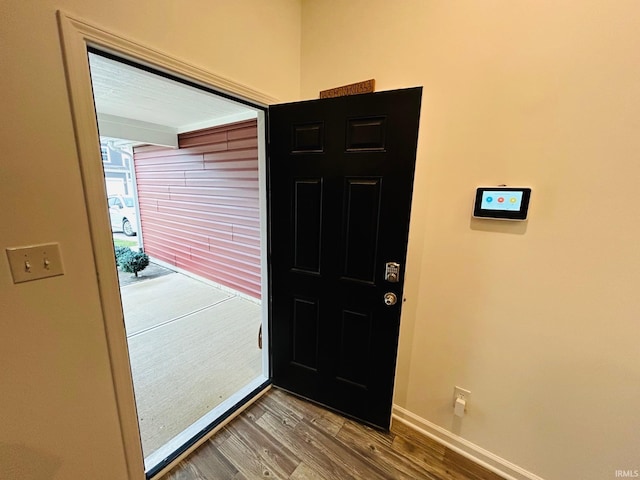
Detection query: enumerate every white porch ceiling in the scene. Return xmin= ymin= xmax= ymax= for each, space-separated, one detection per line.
xmin=88 ymin=53 xmax=257 ymax=145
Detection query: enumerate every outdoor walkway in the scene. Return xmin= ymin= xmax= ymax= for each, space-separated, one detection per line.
xmin=119 ymin=269 xmax=263 ymax=458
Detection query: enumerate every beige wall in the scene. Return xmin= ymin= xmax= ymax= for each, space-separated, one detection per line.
xmin=301 ymin=1 xmax=640 ymax=479
xmin=3 ymin=1 xmax=639 ymax=479
xmin=0 ymin=1 xmax=300 ymax=478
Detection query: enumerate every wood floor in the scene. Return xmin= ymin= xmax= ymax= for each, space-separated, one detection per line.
xmin=162 ymin=388 xmax=504 ymax=480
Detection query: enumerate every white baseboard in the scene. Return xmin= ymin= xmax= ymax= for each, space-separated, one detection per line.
xmin=391 ymin=405 xmax=544 ymax=480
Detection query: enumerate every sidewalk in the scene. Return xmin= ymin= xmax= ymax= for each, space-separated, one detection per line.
xmin=120 ymin=270 xmax=263 ymax=457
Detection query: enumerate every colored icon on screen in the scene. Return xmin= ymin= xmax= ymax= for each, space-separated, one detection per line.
xmin=510 ymin=197 xmax=517 ymax=203
xmin=498 ymin=197 xmax=505 ymax=203
xmin=486 ymin=197 xmax=493 ymax=203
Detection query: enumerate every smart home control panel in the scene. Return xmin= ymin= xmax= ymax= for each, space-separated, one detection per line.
xmin=473 ymin=187 xmax=531 ymax=220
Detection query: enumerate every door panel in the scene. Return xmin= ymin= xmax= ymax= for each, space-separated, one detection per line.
xmin=269 ymin=87 xmax=422 ymax=429
xmin=293 ymin=179 xmax=323 ymax=273
xmin=342 ymin=177 xmax=381 ymax=283
xmin=291 ymin=296 xmax=319 ymax=370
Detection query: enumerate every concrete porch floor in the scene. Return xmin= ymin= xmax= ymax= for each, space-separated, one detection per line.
xmin=119 ymin=268 xmax=263 ymax=458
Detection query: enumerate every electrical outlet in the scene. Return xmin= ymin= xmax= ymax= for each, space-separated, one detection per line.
xmin=453 ymin=386 xmax=471 ymax=406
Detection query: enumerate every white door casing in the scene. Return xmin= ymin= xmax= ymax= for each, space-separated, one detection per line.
xmin=57 ymin=11 xmax=277 ymax=478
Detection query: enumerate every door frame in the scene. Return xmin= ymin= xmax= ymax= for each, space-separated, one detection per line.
xmin=57 ymin=11 xmax=278 ymax=479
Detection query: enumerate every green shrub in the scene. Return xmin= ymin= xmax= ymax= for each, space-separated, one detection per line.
xmin=114 ymin=245 xmax=130 ymax=262
xmin=117 ymin=250 xmax=150 ymax=277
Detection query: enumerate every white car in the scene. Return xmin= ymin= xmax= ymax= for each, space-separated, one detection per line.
xmin=108 ymin=195 xmax=138 ymax=236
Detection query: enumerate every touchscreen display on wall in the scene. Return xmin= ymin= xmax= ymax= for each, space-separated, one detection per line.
xmin=473 ymin=187 xmax=531 ymax=220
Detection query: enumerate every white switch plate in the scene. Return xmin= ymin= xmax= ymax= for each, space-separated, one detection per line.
xmin=6 ymin=243 xmax=64 ymax=283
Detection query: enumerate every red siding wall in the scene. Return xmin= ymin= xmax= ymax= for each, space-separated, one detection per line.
xmin=133 ymin=119 xmax=261 ymax=298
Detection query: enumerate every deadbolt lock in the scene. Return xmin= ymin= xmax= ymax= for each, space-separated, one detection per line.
xmin=385 ymin=262 xmax=400 ymax=283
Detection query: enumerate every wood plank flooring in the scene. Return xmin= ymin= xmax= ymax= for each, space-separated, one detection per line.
xmin=162 ymin=388 xmax=504 ymax=480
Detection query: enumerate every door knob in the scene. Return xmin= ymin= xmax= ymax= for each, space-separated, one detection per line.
xmin=383 ymin=292 xmax=398 ymax=306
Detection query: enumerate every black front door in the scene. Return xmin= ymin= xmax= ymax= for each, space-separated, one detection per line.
xmin=268 ymin=87 xmax=422 ymax=429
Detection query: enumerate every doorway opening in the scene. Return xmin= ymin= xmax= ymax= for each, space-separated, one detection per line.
xmin=87 ymin=50 xmax=270 ymax=476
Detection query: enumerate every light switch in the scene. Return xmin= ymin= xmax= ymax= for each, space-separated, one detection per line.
xmin=6 ymin=243 xmax=64 ymax=283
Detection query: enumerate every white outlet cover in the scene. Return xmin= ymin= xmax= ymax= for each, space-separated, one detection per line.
xmin=453 ymin=386 xmax=471 ymax=406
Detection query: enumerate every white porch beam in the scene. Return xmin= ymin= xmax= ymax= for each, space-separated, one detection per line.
xmin=96 ymin=113 xmax=179 ymax=148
